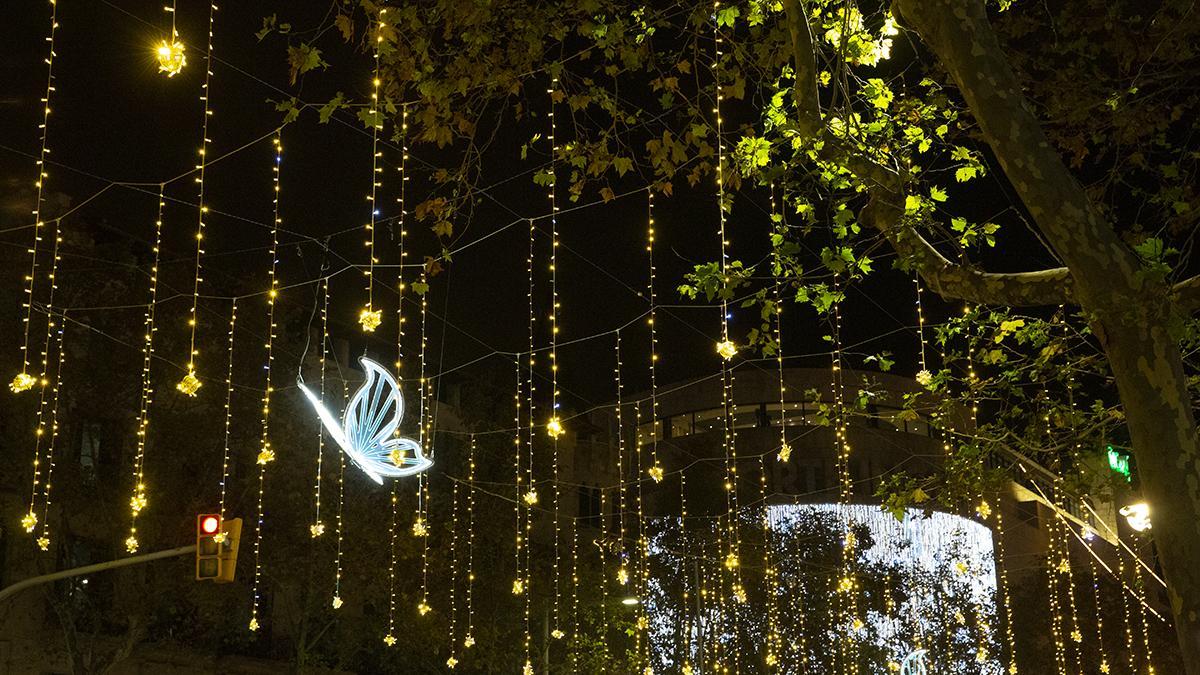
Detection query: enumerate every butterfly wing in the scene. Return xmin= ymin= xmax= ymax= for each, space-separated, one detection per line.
xmin=358 ymin=436 xmax=433 ymax=478
xmin=343 ymin=358 xmax=402 ymax=452
xmin=297 ymin=380 xmax=350 ymax=452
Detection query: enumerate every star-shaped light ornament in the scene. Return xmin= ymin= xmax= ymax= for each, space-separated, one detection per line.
xmin=716 ymin=339 xmax=738 ymax=360
xmin=976 ymin=648 xmax=990 ymax=663
xmin=155 ymin=38 xmax=187 ymax=76
xmin=176 ymin=370 xmax=202 ymax=396
xmin=976 ymin=500 xmax=992 ymax=519
xmin=213 ymin=531 xmax=227 ymax=544
xmin=463 ymin=635 xmax=475 ymax=648
xmin=10 ymin=372 xmax=37 ymax=393
xmin=389 ymin=445 xmax=408 ymax=467
xmin=512 ymin=579 xmax=525 ymax=595
xmin=523 ymin=661 xmax=534 ymax=675
xmin=383 ymin=634 xmax=397 ymax=647
xmin=546 ymin=416 xmax=564 ymax=439
xmin=617 ymin=566 xmax=630 ymax=585
xmin=417 ymin=601 xmax=431 ymax=616
xmin=642 ymin=667 xmax=655 ymax=675
xmin=257 ymin=444 xmax=275 ymax=465
xmin=125 ymin=535 xmax=140 ymax=553
xmin=130 ymin=490 xmax=148 ymax=514
xmin=733 ymin=585 xmax=747 ymax=603
xmin=21 ymin=511 xmax=38 ymax=532
xmin=851 ymin=618 xmax=865 ymax=632
xmin=915 ymin=369 xmax=933 ymax=387
xmin=648 ymin=464 xmax=664 ymax=482
xmin=551 ymin=629 xmax=565 ymax=640
xmin=682 ymin=665 xmax=694 ymax=675
xmin=37 ymin=537 xmax=50 ymax=551
xmin=248 ymin=618 xmax=260 ymax=632
xmin=766 ymin=653 xmax=779 ymax=667
xmin=1070 ymin=629 xmax=1082 ymax=643
xmin=778 ymin=443 xmax=793 ymax=462
xmin=724 ymin=552 xmax=739 ymax=570
xmin=310 ymin=521 xmax=325 ymax=538
xmin=954 ymin=560 xmax=969 ymax=575
xmin=412 ymin=517 xmax=428 ymax=537
xmin=1099 ymin=661 xmax=1110 ymax=674
xmin=523 ymin=489 xmax=539 ymax=505
xmin=332 ymin=596 xmax=344 ymax=609
xmin=446 ymin=656 xmax=458 ymax=669
xmin=359 ymin=307 xmax=382 ymax=332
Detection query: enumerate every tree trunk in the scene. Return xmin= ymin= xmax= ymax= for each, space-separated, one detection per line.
xmin=1097 ymin=309 xmax=1200 ymax=670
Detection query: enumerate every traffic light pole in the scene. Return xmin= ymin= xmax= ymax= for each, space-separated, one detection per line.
xmin=0 ymin=544 xmax=196 ymax=605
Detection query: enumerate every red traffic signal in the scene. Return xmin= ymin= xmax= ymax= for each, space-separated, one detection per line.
xmin=200 ymin=515 xmax=220 ymax=535
xmin=195 ymin=514 xmax=242 ymax=583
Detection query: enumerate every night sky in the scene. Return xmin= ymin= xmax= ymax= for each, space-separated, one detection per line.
xmin=0 ymin=1 xmax=1060 ymax=414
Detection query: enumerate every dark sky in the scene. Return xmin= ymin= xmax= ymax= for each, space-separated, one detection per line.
xmin=0 ymin=0 xmax=1042 ymax=415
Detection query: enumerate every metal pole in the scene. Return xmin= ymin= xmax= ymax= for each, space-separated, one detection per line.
xmin=0 ymin=545 xmax=196 ymax=604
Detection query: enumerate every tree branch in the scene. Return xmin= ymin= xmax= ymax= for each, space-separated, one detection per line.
xmin=891 ymin=0 xmax=1137 ymax=308
xmin=1176 ymin=274 xmax=1200 ymax=314
xmin=781 ymin=0 xmax=1073 ymax=307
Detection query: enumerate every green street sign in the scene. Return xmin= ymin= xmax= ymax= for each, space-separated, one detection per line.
xmin=1107 ymin=445 xmax=1131 ymax=481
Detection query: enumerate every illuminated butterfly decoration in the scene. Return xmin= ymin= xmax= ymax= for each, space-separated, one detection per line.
xmin=297 ymin=357 xmax=432 ymax=484
xmin=900 ymin=648 xmax=929 ymax=675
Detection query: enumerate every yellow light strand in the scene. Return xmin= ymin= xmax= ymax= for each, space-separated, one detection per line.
xmin=249 ymin=133 xmax=284 ymax=628
xmin=646 ymin=190 xmax=663 ymax=481
xmin=13 ymin=0 xmax=58 ymax=396
xmin=1085 ymin=543 xmax=1110 ymax=674
xmin=216 ymin=299 xmax=238 ymax=523
xmin=614 ymin=332 xmax=628 ymax=589
xmin=992 ymin=505 xmax=1020 ymax=673
xmin=360 ymin=8 xmax=387 ymax=332
xmin=330 ymin=383 xmax=349 ymax=611
xmin=155 ymin=2 xmax=186 ymax=76
xmin=759 ymin=454 xmax=779 ymax=670
xmin=178 ymin=0 xmax=219 ymax=396
xmin=310 ymin=278 xmax=329 ymax=538
xmin=1133 ymin=553 xmax=1157 ymax=674
xmin=1119 ymin=559 xmax=1138 ymax=674
xmin=447 ymin=477 xmax=460 ymax=667
xmin=679 ymin=469 xmax=692 ymax=673
xmin=385 ymin=481 xmax=399 ymax=646
xmin=546 ymin=73 xmax=565 ymax=647
xmin=416 ymin=271 xmax=431 ymax=616
xmin=569 ymin=509 xmax=579 ymax=666
xmin=831 ymin=279 xmax=860 ymax=673
xmin=521 ymin=217 xmax=536 ymax=673
xmin=124 ymin=187 xmax=168 ymax=552
xmin=23 ymin=222 xmax=62 ymax=536
xmin=35 ymin=316 xmax=66 ymax=551
xmin=634 ymin=401 xmax=648 ymax=665
xmin=464 ymin=435 xmax=476 ymax=649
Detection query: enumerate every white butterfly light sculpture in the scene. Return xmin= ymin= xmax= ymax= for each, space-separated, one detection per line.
xmin=900 ymin=648 xmax=929 ymax=675
xmin=298 ymin=357 xmax=431 ymax=484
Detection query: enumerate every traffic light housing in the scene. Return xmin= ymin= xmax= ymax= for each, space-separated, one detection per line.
xmin=195 ymin=514 xmax=242 ymax=583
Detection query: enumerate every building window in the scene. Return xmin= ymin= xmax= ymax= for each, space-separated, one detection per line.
xmin=669 ymin=414 xmax=692 ymax=438
xmin=78 ymin=421 xmax=103 ymax=483
xmin=693 ymin=409 xmax=723 ymax=435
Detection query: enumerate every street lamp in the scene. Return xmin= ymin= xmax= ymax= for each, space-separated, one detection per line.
xmin=621 ymin=596 xmax=640 ymax=606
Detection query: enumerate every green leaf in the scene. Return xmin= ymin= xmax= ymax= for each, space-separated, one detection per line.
xmin=411 ymin=281 xmax=430 ymax=296
xmin=317 ymin=92 xmax=346 ymax=124
xmin=716 ymin=6 xmax=740 ymax=28
xmin=929 ymin=186 xmax=948 ymax=202
xmin=955 ymin=166 xmax=977 ymax=182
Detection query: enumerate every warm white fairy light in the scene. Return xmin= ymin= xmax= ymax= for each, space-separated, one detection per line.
xmin=416 ymin=271 xmax=432 ymax=617
xmin=125 ymin=188 xmax=168 ymax=553
xmin=12 ymin=0 xmax=58 ymax=396
xmin=464 ymin=435 xmax=477 ymax=649
xmin=991 ymin=505 xmax=1019 ymax=672
xmin=359 ymin=8 xmax=387 ymax=332
xmin=513 ymin=356 xmax=525 ymax=596
xmin=645 ymin=190 xmax=664 ymax=481
xmin=519 ymin=217 xmax=536 ymax=667
xmin=384 ymin=481 xmax=399 ymax=646
xmin=446 ymin=476 xmax=461 ymax=665
xmin=545 ymin=74 xmax=563 ymax=441
xmin=249 ymin=133 xmax=284 ymax=628
xmin=177 ymin=0 xmax=220 ymax=397
xmin=771 ymin=186 xmax=791 ymax=467
xmin=35 ymin=317 xmax=66 ymax=551
xmin=23 ymin=225 xmax=62 ymax=536
xmin=633 ymin=400 xmax=649 ymax=664
xmin=155 ymin=3 xmax=186 ymax=76
xmin=1133 ymin=554 xmax=1157 ymax=674
xmin=759 ymin=454 xmax=780 ymax=668
xmin=613 ymin=332 xmax=629 ymax=588
xmin=216 ymin=299 xmax=238 ymax=526
xmin=329 ymin=383 xmax=350 ymax=614
xmin=830 ymin=278 xmax=860 ymax=672
xmin=310 ymin=278 xmax=330 ymax=538
xmin=913 ymin=274 xmax=932 ymax=386
xmin=679 ymin=468 xmax=693 ymax=673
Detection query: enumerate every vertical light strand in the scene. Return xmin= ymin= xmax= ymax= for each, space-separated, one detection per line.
xmin=155 ymin=2 xmax=186 ymax=77
xmin=359 ymin=8 xmax=387 ymax=333
xmin=463 ymin=435 xmax=477 ymax=650
xmin=1119 ymin=559 xmax=1138 ymax=674
xmin=415 ymin=271 xmax=432 ymax=617
xmin=216 ymin=299 xmax=238 ymax=523
xmin=544 ymin=71 xmax=566 ymax=648
xmin=614 ymin=332 xmax=628 ymax=589
xmin=913 ymin=274 xmax=931 ymax=385
xmin=759 ymin=454 xmax=779 ymax=670
xmin=11 ymin=0 xmax=58 ymax=397
xmin=176 ymin=0 xmax=219 ymax=397
xmin=331 ymin=402 xmax=347 ymax=611
xmin=248 ymin=132 xmax=284 ymax=631
xmin=446 ymin=477 xmax=460 ymax=668
xmin=310 ymin=278 xmax=330 ymax=538
xmin=1084 ymin=543 xmax=1110 ymax=674
xmin=646 ymin=190 xmax=663 ymax=482
xmin=35 ymin=315 xmax=66 ymax=551
xmin=569 ymin=508 xmax=579 ymax=668
xmin=122 ymin=187 xmax=166 ymax=552
xmin=831 ymin=279 xmax=860 ymax=673
xmin=679 ymin=469 xmax=693 ymax=675
xmin=991 ymin=505 xmax=1019 ymax=672
xmin=22 ymin=218 xmax=62 ymax=537
xmin=384 ymin=480 xmax=399 ymax=646
xmin=513 ymin=355 xmax=525 ymax=598
xmin=521 ymin=216 xmax=537 ymax=675
xmin=1133 ymin=552 xmax=1157 ymax=674
xmin=599 ymin=484 xmax=611 ymax=664
xmin=633 ymin=401 xmax=649 ymax=669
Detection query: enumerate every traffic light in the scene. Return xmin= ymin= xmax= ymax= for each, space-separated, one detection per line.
xmin=195 ymin=514 xmax=243 ymax=583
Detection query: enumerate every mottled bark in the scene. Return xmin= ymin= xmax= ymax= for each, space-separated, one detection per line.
xmin=883 ymin=0 xmax=1200 ymax=669
xmin=1176 ymin=274 xmax=1200 ymax=314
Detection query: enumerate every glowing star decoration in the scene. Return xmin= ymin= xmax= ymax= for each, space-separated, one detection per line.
xmin=523 ymin=489 xmax=539 ymax=505
xmin=900 ymin=649 xmax=930 ymax=675
xmin=778 ymin=443 xmax=793 ymax=463
xmin=155 ymin=39 xmax=186 ymax=76
xmin=125 ymin=535 xmax=139 ymax=553
xmin=546 ymin=416 xmax=564 ymax=438
xmin=130 ymin=490 xmax=147 ymax=514
xmin=976 ymin=500 xmax=992 ymax=519
xmin=297 ymin=357 xmax=431 ymax=484
xmin=551 ymin=629 xmax=565 ymax=639
xmin=359 ymin=307 xmax=382 ymax=332
xmin=176 ymin=370 xmax=202 ymax=396
xmin=331 ymin=596 xmax=344 ymax=609
xmin=617 ymin=566 xmax=629 ymax=585
xmin=724 ymin=552 xmax=739 ymax=570
xmin=37 ymin=537 xmax=49 ymax=551
xmin=417 ymin=601 xmax=431 ymax=615
xmin=412 ymin=517 xmax=428 ymax=537
xmin=915 ymin=369 xmax=933 ymax=387
xmin=446 ymin=656 xmax=458 ymax=669
xmin=647 ymin=464 xmax=664 ymax=482
xmin=21 ymin=511 xmax=38 ymax=532
xmin=1120 ymin=502 xmax=1151 ymax=531
xmin=512 ymin=579 xmax=524 ymax=595
xmin=716 ymin=339 xmax=737 ymax=360
xmin=463 ymin=635 xmax=475 ymax=648
xmin=10 ymin=372 xmax=37 ymax=393
xmin=523 ymin=661 xmax=534 ymax=675
xmin=248 ymin=618 xmax=260 ymax=632
xmin=383 ymin=634 xmax=397 ymax=647
xmin=256 ymin=444 xmax=275 ymax=465
xmin=851 ymin=618 xmax=865 ymax=631
xmin=309 ymin=522 xmax=325 ymax=538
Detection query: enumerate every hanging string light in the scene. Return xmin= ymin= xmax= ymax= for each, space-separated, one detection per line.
xmin=359 ymin=8 xmax=387 ymax=333
xmin=384 ymin=481 xmax=400 ymax=646
xmin=614 ymin=332 xmax=629 ymax=589
xmin=991 ymin=505 xmax=1020 ymax=672
xmin=1084 ymin=542 xmax=1111 ymax=674
xmin=513 ymin=356 xmax=525 ymax=595
xmin=330 ymin=405 xmax=347 ymax=613
xmin=215 ymin=299 xmax=238 ymax=529
xmin=633 ymin=401 xmax=649 ymax=667
xmin=35 ymin=316 xmax=66 ymax=552
xmin=679 ymin=468 xmax=693 ymax=674
xmin=1132 ymin=553 xmax=1157 ymax=674
xmin=569 ymin=510 xmax=579 ymax=668
xmin=22 ymin=223 xmax=62 ymax=536
xmin=759 ymin=454 xmax=780 ymax=669
xmin=463 ymin=435 xmax=477 ymax=650
xmin=446 ymin=478 xmax=461 ymax=668
xmin=12 ymin=0 xmax=58 ymax=396
xmin=1119 ymin=558 xmax=1138 ymax=674
xmin=831 ymin=277 xmax=861 ymax=673
xmin=415 ymin=271 xmax=432 ymax=617
xmin=248 ymin=133 xmax=284 ymax=629
xmin=155 ymin=2 xmax=186 ymax=76
xmin=176 ymin=0 xmax=220 ymax=397
xmin=310 ymin=278 xmax=330 ymax=538
xmin=123 ymin=188 xmax=168 ymax=553
xmin=913 ymin=274 xmax=932 ymax=387
xmin=646 ymin=190 xmax=664 ymax=481
xmin=545 ymin=74 xmax=564 ymax=440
